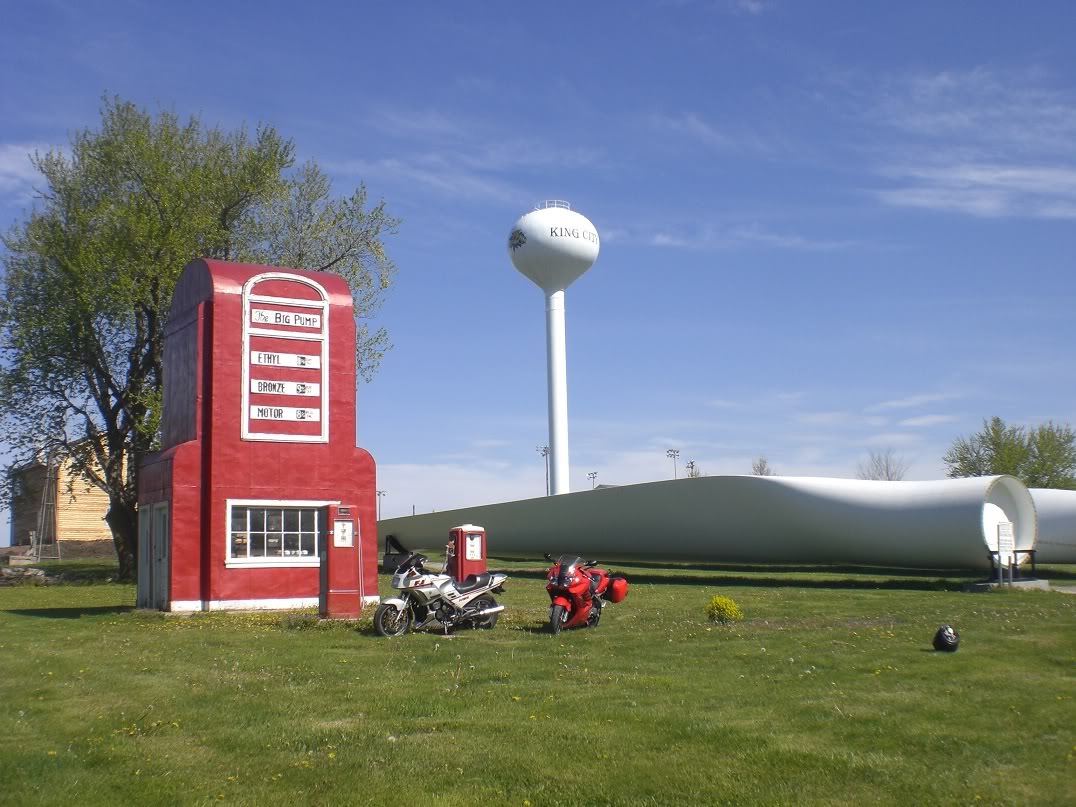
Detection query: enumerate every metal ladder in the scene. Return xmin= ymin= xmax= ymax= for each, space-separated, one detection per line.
xmin=30 ymin=454 xmax=60 ymax=561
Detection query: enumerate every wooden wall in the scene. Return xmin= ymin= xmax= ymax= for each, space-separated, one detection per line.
xmin=9 ymin=457 xmax=112 ymax=545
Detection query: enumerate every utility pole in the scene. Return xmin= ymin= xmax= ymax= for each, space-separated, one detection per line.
xmin=587 ymin=471 xmax=597 ymax=489
xmin=667 ymin=448 xmax=680 ymax=479
xmin=376 ymin=490 xmax=386 ymax=520
xmin=536 ymin=445 xmax=550 ymax=496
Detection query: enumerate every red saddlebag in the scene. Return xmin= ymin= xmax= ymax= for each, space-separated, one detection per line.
xmin=606 ymin=577 xmax=628 ymax=603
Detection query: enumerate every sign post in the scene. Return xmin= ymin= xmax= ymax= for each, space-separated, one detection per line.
xmin=997 ymin=522 xmax=1014 ymax=587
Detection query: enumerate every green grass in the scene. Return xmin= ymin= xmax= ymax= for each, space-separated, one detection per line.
xmin=1 ymin=559 xmax=1073 ymax=806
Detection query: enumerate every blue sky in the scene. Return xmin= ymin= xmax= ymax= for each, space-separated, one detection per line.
xmin=1 ymin=1 xmax=1074 ymax=529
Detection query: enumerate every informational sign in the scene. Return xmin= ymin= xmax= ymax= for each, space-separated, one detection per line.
xmin=465 ymin=533 xmax=483 ymax=561
xmin=241 ymin=273 xmax=329 ymax=443
xmin=333 ymin=520 xmax=355 ymax=548
xmin=249 ymin=405 xmax=321 ymax=422
xmin=997 ymin=522 xmax=1014 ymax=563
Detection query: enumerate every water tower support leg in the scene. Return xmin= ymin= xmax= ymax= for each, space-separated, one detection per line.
xmin=545 ymin=290 xmax=570 ymax=495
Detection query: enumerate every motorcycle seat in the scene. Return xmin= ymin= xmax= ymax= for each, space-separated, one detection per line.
xmin=456 ymin=572 xmax=492 ymax=593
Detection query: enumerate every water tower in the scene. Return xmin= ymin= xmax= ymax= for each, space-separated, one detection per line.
xmin=508 ymin=201 xmax=600 ymax=495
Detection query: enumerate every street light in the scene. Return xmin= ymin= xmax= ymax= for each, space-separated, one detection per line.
xmin=666 ymin=448 xmax=680 ymax=479
xmin=536 ymin=445 xmax=550 ymax=496
xmin=587 ymin=471 xmax=597 ymax=489
xmin=376 ymin=490 xmax=386 ymax=520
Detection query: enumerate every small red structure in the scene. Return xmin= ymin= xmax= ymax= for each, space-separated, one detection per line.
xmin=138 ymin=259 xmax=377 ymax=614
xmin=448 ymin=524 xmax=488 ymax=582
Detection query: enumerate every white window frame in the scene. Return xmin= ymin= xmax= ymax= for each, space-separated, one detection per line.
xmin=225 ymin=498 xmax=338 ymax=568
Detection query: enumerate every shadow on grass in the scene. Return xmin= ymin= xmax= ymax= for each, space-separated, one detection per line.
xmin=3 ymin=605 xmax=135 ymax=619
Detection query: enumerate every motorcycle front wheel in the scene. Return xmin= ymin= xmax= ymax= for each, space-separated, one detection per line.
xmin=469 ymin=595 xmax=499 ymax=630
xmin=549 ymin=604 xmax=568 ymax=635
xmin=373 ymin=602 xmax=412 ymax=637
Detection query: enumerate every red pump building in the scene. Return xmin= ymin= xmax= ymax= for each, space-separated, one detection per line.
xmin=138 ymin=259 xmax=378 ymax=614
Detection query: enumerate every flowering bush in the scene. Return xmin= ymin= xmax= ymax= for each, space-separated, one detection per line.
xmin=705 ymin=595 xmax=743 ymax=624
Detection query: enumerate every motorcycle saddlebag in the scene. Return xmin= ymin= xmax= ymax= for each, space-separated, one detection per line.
xmin=606 ymin=577 xmax=628 ymax=603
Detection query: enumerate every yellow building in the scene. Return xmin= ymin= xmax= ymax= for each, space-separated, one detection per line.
xmin=8 ymin=455 xmax=115 ymax=557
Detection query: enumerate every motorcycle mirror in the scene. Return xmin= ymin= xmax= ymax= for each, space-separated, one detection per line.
xmin=544 ymin=553 xmax=553 ymax=562
xmin=585 ymin=560 xmax=598 ymax=567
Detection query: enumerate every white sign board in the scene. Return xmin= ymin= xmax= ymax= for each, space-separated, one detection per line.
xmin=997 ymin=522 xmax=1015 ymax=563
xmin=333 ymin=520 xmax=354 ymax=548
xmin=251 ymin=351 xmax=321 ymax=370
xmin=465 ymin=533 xmax=483 ymax=561
xmin=250 ymin=379 xmax=320 ymax=396
xmin=249 ymin=406 xmax=321 ymax=422
xmin=251 ymin=308 xmax=322 ymax=329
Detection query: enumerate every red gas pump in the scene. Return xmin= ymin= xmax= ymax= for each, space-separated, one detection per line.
xmin=319 ymin=504 xmax=363 ymax=619
xmin=448 ymin=524 xmax=487 ymax=581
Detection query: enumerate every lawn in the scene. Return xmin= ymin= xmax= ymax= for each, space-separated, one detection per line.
xmin=1 ymin=558 xmax=1073 ymax=806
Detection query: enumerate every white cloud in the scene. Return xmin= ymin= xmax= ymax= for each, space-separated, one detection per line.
xmin=861 ymin=431 xmax=925 ymax=448
xmin=875 ymin=163 xmax=1076 ymax=219
xmin=870 ymin=69 xmax=1076 ymax=219
xmin=732 ymin=0 xmax=769 ymax=14
xmin=796 ymin=411 xmax=887 ymax=428
xmin=376 ymin=461 xmax=544 ymax=519
xmin=650 ymin=111 xmax=731 ymax=149
xmin=867 ymin=392 xmax=962 ymax=411
xmin=643 ymin=222 xmax=860 ymax=251
xmin=0 ymin=143 xmax=47 ymax=198
xmin=329 ymin=155 xmax=525 ymax=204
xmin=897 ymin=414 xmax=959 ymax=428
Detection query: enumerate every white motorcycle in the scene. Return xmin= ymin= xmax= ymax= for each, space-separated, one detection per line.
xmin=373 ymin=552 xmax=507 ymax=637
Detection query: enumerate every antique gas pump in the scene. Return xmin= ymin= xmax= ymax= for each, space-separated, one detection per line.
xmin=448 ymin=524 xmax=487 ymax=581
xmin=320 ymin=504 xmax=362 ymax=619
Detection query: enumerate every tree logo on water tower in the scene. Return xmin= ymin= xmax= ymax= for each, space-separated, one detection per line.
xmin=508 ymin=228 xmax=526 ymax=251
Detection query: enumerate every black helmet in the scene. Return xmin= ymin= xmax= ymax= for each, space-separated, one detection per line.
xmin=933 ymin=624 xmax=960 ymax=652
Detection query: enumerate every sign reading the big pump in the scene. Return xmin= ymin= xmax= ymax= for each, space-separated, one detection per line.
xmin=241 ymin=273 xmax=330 ymax=443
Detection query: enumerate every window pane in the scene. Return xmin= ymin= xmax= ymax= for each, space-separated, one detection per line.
xmin=265 ymin=533 xmax=282 ymax=556
xmin=250 ymin=508 xmax=266 ymax=531
xmin=301 ymin=509 xmax=315 ymax=531
xmin=230 ymin=532 xmax=248 ymax=557
xmin=249 ymin=532 xmax=266 ymax=557
xmin=267 ymin=510 xmax=283 ymax=533
xmin=300 ymin=533 xmax=316 ymax=557
xmin=230 ymin=508 xmax=247 ymax=533
xmin=284 ymin=510 xmax=300 ymax=531
xmin=283 ymin=533 xmax=300 ymax=556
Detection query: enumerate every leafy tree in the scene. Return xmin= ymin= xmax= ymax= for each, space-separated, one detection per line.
xmin=751 ymin=456 xmax=776 ymax=476
xmin=0 ymin=97 xmax=399 ymax=579
xmin=856 ymin=448 xmax=909 ymax=481
xmin=685 ymin=460 xmax=702 ymax=478
xmin=942 ymin=417 xmax=1076 ymax=489
xmin=1025 ymin=422 xmax=1076 ymax=488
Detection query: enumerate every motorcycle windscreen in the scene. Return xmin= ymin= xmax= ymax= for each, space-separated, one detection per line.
xmin=555 ymin=556 xmax=584 ymax=587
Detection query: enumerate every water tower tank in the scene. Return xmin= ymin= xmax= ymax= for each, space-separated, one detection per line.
xmin=508 ymin=201 xmax=600 ymax=292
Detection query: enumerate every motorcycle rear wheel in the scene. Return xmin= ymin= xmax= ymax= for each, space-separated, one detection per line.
xmin=586 ymin=602 xmax=602 ymax=628
xmin=469 ymin=595 xmax=499 ymax=629
xmin=374 ymin=602 xmax=412 ymax=637
xmin=549 ymin=604 xmax=568 ymax=635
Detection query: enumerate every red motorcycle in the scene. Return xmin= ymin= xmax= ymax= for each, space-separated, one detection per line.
xmin=544 ymin=553 xmax=628 ymax=634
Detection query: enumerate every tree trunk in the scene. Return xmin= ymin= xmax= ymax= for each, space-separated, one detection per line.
xmin=105 ymin=496 xmax=138 ymax=581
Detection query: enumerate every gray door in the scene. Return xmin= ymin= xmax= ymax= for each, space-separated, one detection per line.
xmin=151 ymin=504 xmax=170 ymax=611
